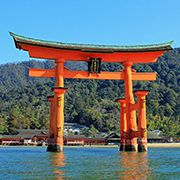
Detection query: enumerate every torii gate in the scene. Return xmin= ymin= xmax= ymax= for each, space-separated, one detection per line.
xmin=10 ymin=32 xmax=172 ymax=152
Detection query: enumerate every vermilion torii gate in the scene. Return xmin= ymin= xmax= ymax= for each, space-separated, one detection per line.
xmin=10 ymin=32 xmax=172 ymax=152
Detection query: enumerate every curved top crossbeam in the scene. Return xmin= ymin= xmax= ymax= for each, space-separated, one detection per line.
xmin=10 ymin=32 xmax=173 ymax=64
xmin=10 ymin=32 xmax=172 ymax=52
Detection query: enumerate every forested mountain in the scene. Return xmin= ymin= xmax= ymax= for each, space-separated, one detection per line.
xmin=0 ymin=49 xmax=179 ymax=137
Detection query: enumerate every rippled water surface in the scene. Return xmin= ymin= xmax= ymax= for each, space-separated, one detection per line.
xmin=0 ymin=146 xmax=180 ymax=179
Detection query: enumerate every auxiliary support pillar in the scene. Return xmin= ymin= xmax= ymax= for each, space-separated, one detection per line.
xmin=134 ymin=90 xmax=149 ymax=152
xmin=117 ymin=98 xmax=127 ymax=151
xmin=47 ymin=96 xmax=55 ymax=151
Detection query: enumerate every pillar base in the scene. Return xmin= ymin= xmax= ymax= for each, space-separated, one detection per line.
xmin=124 ymin=145 xmax=137 ymax=151
xmin=47 ymin=144 xmax=62 ymax=152
xmin=119 ymin=144 xmax=126 ymax=151
xmin=138 ymin=144 xmax=147 ymax=152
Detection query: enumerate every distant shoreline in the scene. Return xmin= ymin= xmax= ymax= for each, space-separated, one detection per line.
xmin=70 ymin=143 xmax=180 ymax=148
xmin=0 ymin=143 xmax=180 ymax=148
xmin=148 ymin=143 xmax=180 ymax=148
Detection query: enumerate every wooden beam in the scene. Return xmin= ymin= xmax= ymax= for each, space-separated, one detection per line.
xmin=132 ymin=72 xmax=156 ymax=81
xmin=29 ymin=68 xmax=55 ymax=78
xmin=29 ymin=68 xmax=156 ymax=81
xmin=64 ymin=69 xmax=125 ymax=80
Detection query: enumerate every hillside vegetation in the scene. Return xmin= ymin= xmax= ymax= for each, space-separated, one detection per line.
xmin=0 ymin=49 xmax=179 ymax=137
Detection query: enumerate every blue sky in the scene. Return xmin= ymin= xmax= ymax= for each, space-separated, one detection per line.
xmin=0 ymin=0 xmax=180 ymax=64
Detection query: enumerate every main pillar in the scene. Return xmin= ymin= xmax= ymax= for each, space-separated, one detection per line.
xmin=116 ymin=98 xmax=127 ymax=151
xmin=123 ymin=62 xmax=138 ymax=151
xmin=47 ymin=96 xmax=55 ymax=152
xmin=48 ymin=60 xmax=68 ymax=152
xmin=53 ymin=87 xmax=68 ymax=152
xmin=134 ymin=90 xmax=149 ymax=152
xmin=56 ymin=60 xmax=64 ymax=152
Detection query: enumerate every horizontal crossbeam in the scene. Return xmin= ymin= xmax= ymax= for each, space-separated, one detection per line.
xmin=29 ymin=68 xmax=156 ymax=81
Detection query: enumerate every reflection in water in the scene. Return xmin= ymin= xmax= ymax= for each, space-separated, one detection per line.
xmin=49 ymin=152 xmax=66 ymax=179
xmin=1 ymin=147 xmax=179 ymax=179
xmin=118 ymin=152 xmax=151 ymax=180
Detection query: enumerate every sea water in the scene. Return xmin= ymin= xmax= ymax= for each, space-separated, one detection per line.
xmin=0 ymin=146 xmax=179 ymax=179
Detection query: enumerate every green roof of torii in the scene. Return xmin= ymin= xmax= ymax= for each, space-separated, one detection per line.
xmin=10 ymin=32 xmax=173 ymax=52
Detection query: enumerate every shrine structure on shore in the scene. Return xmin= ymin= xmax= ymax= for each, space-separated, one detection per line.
xmin=10 ymin=32 xmax=172 ymax=152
